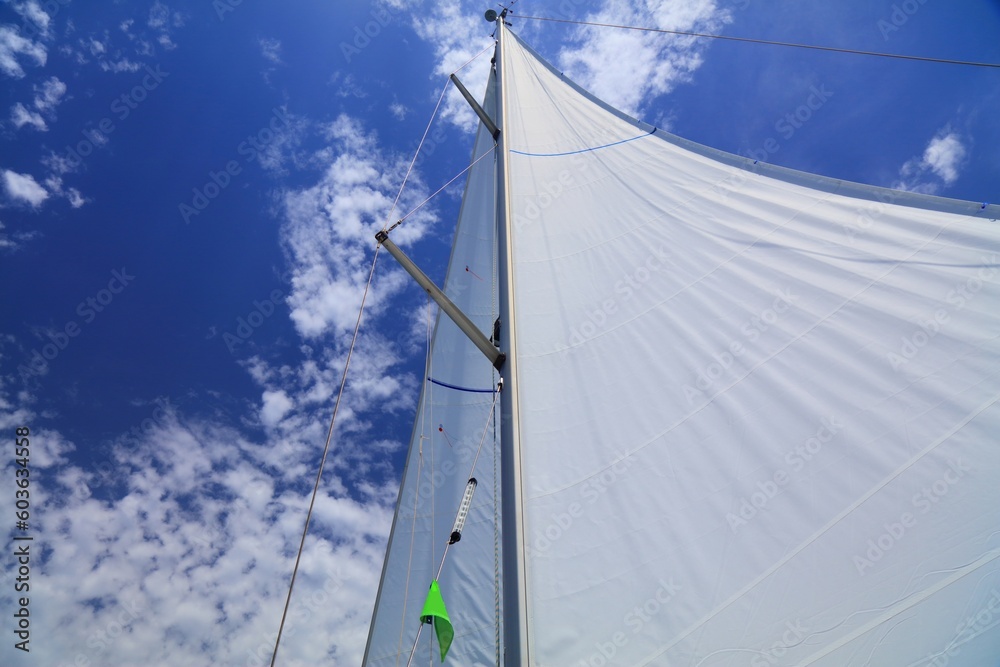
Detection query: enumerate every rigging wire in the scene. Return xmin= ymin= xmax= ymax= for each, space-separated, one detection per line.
xmin=269 ymin=244 xmax=381 ymax=667
xmin=387 ymin=150 xmax=496 ymax=234
xmin=382 ymin=42 xmax=496 ymax=233
xmin=513 ymin=14 xmax=1000 ymax=70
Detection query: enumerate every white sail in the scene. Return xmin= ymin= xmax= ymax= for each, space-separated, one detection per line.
xmin=363 ymin=74 xmax=503 ymax=666
xmin=367 ymin=22 xmax=1000 ymax=667
xmin=499 ymin=27 xmax=1000 ymax=667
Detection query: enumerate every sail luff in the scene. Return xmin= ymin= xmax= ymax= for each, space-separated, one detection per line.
xmin=495 ymin=16 xmax=530 ymax=667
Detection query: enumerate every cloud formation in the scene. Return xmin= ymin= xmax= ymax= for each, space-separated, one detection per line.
xmin=2 ymin=169 xmax=49 ymax=206
xmin=895 ymin=128 xmax=968 ymax=194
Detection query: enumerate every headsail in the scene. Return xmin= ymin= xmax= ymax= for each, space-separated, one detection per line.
xmin=500 ymin=25 xmax=1000 ymax=666
xmin=362 ymin=73 xmax=503 ymax=666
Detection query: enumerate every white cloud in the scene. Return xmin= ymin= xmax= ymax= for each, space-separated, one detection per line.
xmin=2 ymin=169 xmax=49 ymax=206
xmin=259 ymin=37 xmax=283 ymax=64
xmin=0 ymin=24 xmax=47 ymax=78
xmin=34 ymin=75 xmax=67 ymax=112
xmin=13 ymin=1 xmax=52 ymax=34
xmin=44 ymin=175 xmax=89 ymax=208
xmin=148 ymin=2 xmax=185 ymax=50
xmin=389 ymin=100 xmax=408 ymax=120
xmin=894 ymin=129 xmax=967 ymax=194
xmin=281 ymin=114 xmax=435 ymax=339
xmin=66 ymin=187 xmax=87 ymax=208
xmin=558 ymin=0 xmax=730 ymax=116
xmin=0 ymin=390 xmax=394 ymax=665
xmin=11 ymin=102 xmax=47 ymax=130
xmin=409 ymin=2 xmax=495 ymax=132
xmin=11 ymin=76 xmax=67 ymax=131
xmin=921 ymin=132 xmax=965 ymax=184
xmin=100 ymin=56 xmax=142 ymax=73
xmin=261 ymin=389 xmax=294 ymax=427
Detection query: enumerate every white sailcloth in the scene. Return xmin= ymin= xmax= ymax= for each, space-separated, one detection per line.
xmin=363 ymin=74 xmax=503 ymax=666
xmin=500 ymin=28 xmax=1000 ymax=667
xmin=366 ymin=26 xmax=1000 ymax=667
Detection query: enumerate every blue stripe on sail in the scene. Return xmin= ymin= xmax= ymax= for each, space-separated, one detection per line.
xmin=509 ymin=130 xmax=653 ymax=157
xmin=428 ymin=377 xmax=496 ymax=393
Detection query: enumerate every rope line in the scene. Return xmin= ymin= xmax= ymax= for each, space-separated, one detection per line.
xmin=269 ymin=244 xmax=381 ymax=667
xmin=383 ymin=83 xmax=450 ymax=232
xmin=384 ymin=41 xmax=496 ymax=235
xmin=388 ymin=150 xmax=496 ymax=233
xmin=514 ymin=14 xmax=1000 ymax=69
xmin=510 ymin=131 xmax=652 ymax=157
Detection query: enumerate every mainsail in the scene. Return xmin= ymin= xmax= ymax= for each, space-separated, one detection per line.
xmin=366 ymin=18 xmax=1000 ymax=667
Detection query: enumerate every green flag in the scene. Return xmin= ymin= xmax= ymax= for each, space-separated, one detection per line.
xmin=420 ymin=579 xmax=454 ymax=662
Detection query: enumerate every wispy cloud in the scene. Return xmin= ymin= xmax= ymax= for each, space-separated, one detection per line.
xmin=281 ymin=113 xmax=435 ymax=338
xmin=0 ymin=24 xmax=47 ymax=78
xmin=0 ymin=381 xmax=393 ymax=665
xmin=11 ymin=102 xmax=46 ymax=130
xmin=34 ymin=75 xmax=67 ymax=112
xmin=2 ymin=169 xmax=49 ymax=206
xmin=408 ymin=2 xmax=495 ymax=132
xmin=148 ymin=1 xmax=185 ymax=50
xmin=259 ymin=37 xmax=283 ymax=64
xmin=11 ymin=1 xmax=52 ymax=36
xmin=894 ymin=128 xmax=967 ymax=194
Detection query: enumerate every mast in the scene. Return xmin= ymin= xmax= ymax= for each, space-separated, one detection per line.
xmin=494 ymin=12 xmax=529 ymax=667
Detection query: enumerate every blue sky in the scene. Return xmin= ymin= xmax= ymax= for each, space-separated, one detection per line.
xmin=0 ymin=1 xmax=998 ymax=664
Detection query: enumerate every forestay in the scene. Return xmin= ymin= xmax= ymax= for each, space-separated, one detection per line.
xmin=500 ymin=27 xmax=1000 ymax=666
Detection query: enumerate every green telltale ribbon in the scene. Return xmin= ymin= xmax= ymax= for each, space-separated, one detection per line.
xmin=420 ymin=579 xmax=454 ymax=662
